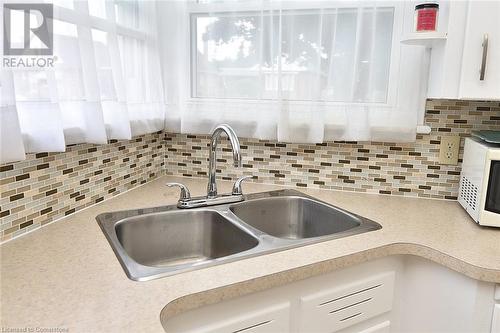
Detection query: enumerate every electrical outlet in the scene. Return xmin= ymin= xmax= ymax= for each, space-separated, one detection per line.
xmin=439 ymin=135 xmax=460 ymax=165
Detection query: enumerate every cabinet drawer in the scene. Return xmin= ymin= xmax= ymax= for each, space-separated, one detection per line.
xmin=188 ymin=302 xmax=290 ymax=333
xmin=358 ymin=321 xmax=391 ymax=333
xmin=298 ymin=272 xmax=395 ymax=333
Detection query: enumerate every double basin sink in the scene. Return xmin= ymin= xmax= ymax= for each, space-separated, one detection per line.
xmin=97 ymin=190 xmax=381 ymax=281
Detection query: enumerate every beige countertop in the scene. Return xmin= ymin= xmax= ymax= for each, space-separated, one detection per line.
xmin=1 ymin=175 xmax=500 ymax=332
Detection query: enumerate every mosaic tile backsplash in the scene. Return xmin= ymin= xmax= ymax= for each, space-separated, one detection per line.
xmin=0 ymin=132 xmax=165 ymax=242
xmin=165 ymin=99 xmax=499 ymax=199
xmin=0 ymin=99 xmax=499 ymax=241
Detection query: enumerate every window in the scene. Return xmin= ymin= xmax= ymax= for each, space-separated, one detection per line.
xmin=191 ymin=7 xmax=394 ymax=103
xmin=1 ymin=0 xmax=164 ymax=163
xmin=92 ymin=29 xmax=116 ymax=101
xmin=161 ymin=0 xmax=426 ymax=143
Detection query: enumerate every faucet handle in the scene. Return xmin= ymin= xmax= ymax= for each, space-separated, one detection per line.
xmin=232 ymin=176 xmax=253 ymax=195
xmin=166 ymin=182 xmax=191 ymax=201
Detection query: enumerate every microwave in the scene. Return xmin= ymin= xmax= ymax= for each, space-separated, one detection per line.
xmin=458 ymin=137 xmax=500 ymax=227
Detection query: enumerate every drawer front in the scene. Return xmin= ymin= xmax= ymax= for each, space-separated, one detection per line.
xmin=358 ymin=321 xmax=391 ymax=333
xmin=298 ymin=272 xmax=395 ymax=333
xmin=196 ymin=302 xmax=290 ymax=333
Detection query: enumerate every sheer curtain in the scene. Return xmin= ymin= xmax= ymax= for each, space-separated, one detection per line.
xmin=0 ymin=0 xmax=165 ymax=164
xmin=160 ymin=0 xmax=426 ymax=143
xmin=0 ymin=72 xmax=26 ymax=163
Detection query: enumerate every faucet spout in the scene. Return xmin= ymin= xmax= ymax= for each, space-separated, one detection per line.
xmin=207 ymin=124 xmax=241 ymax=197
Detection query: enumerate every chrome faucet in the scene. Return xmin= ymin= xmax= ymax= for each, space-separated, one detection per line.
xmin=166 ymin=124 xmax=252 ymax=208
xmin=207 ymin=124 xmax=242 ymax=197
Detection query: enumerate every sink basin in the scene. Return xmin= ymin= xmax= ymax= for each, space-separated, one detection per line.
xmin=97 ymin=189 xmax=381 ymax=281
xmin=115 ymin=210 xmax=259 ymax=267
xmin=229 ymin=196 xmax=360 ymax=239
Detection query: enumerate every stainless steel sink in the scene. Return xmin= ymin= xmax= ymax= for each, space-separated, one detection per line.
xmin=115 ymin=210 xmax=258 ymax=267
xmin=97 ymin=190 xmax=381 ymax=281
xmin=230 ymin=196 xmax=361 ymax=239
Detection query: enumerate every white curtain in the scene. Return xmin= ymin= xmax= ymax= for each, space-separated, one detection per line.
xmin=0 ymin=0 xmax=165 ymax=164
xmin=0 ymin=72 xmax=26 ymax=163
xmin=160 ymin=0 xmax=426 ymax=143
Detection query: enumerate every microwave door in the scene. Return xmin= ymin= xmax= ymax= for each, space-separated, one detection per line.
xmin=485 ymin=160 xmax=500 ymax=215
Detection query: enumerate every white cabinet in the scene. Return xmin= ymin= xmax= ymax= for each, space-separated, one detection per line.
xmin=459 ymin=1 xmax=500 ymax=99
xmin=427 ymin=0 xmax=500 ymax=99
xmin=163 ymin=257 xmax=401 ymax=333
xmin=492 ymin=304 xmax=500 ymax=333
xmin=358 ymin=321 xmax=391 ymax=333
xmin=165 ymin=301 xmax=291 ymax=333
xmin=162 ymin=256 xmax=495 ymax=333
xmin=298 ymin=272 xmax=395 ymax=333
xmin=493 ymin=285 xmax=500 ymax=333
xmin=196 ymin=302 xmax=290 ymax=333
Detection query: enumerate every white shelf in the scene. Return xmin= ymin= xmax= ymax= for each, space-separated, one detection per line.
xmin=401 ymin=32 xmax=447 ymax=48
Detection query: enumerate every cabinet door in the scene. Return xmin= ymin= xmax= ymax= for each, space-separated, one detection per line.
xmin=459 ymin=1 xmax=500 ymax=99
xmin=492 ymin=304 xmax=500 ymax=333
xmin=298 ymin=272 xmax=395 ymax=333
